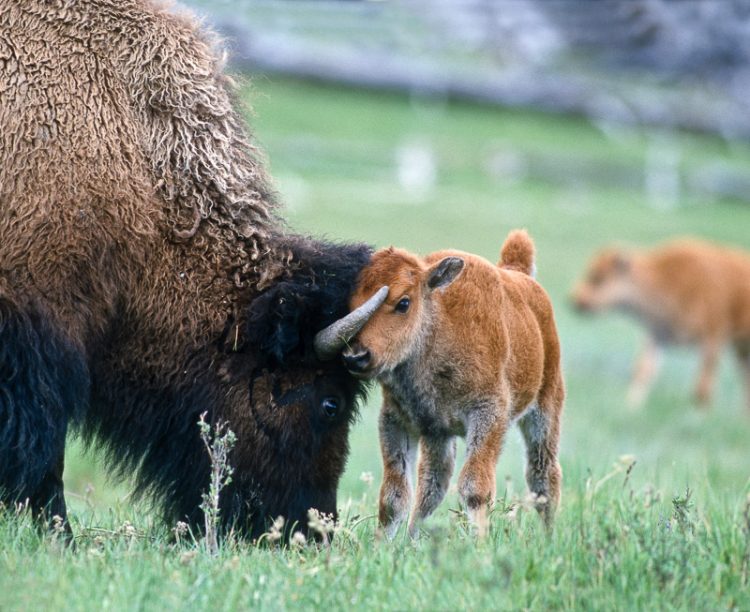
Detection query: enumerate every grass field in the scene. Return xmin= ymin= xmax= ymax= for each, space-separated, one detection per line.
xmin=3 ymin=77 xmax=750 ymax=610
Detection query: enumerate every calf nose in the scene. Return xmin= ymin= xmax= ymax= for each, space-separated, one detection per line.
xmin=571 ymin=295 xmax=591 ymax=313
xmin=343 ymin=349 xmax=371 ymax=373
xmin=569 ymin=289 xmax=589 ymax=312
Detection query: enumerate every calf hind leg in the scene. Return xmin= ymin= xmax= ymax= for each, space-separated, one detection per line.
xmin=735 ymin=342 xmax=750 ymax=413
xmin=0 ymin=297 xmax=89 ymax=530
xmin=695 ymin=337 xmax=722 ymax=407
xmin=518 ymin=398 xmax=562 ymax=528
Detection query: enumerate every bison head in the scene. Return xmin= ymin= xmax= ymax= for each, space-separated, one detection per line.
xmin=218 ymin=236 xmax=388 ymax=538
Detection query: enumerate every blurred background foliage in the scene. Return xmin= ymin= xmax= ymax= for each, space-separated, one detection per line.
xmin=64 ymin=0 xmax=750 ymax=520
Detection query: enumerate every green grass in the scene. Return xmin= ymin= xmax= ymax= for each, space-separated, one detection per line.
xmin=5 ymin=77 xmax=750 ymax=610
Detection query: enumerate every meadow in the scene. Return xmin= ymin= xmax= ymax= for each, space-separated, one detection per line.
xmin=3 ymin=77 xmax=750 ymax=610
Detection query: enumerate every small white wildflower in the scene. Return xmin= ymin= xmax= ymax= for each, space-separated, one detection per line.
xmin=291 ymin=531 xmax=307 ymax=548
xmin=267 ymin=516 xmax=285 ymax=542
xmin=307 ymin=508 xmax=336 ymax=543
xmin=51 ymin=515 xmax=65 ymax=534
xmin=359 ymin=471 xmax=374 ymax=487
xmin=172 ymin=520 xmax=189 ymax=543
xmin=174 ymin=521 xmax=189 ymax=536
xmin=120 ymin=520 xmax=137 ymax=538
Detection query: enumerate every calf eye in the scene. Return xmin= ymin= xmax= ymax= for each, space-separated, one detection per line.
xmin=395 ymin=297 xmax=410 ymax=313
xmin=321 ymin=397 xmax=339 ymax=419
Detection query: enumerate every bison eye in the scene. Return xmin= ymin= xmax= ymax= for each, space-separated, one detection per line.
xmin=395 ymin=297 xmax=410 ymax=313
xmin=321 ymin=397 xmax=339 ymax=419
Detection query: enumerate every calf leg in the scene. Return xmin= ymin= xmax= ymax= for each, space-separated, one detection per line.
xmin=408 ymin=436 xmax=456 ymax=537
xmin=518 ymin=398 xmax=563 ymax=528
xmin=734 ymin=342 xmax=750 ymax=413
xmin=378 ymin=400 xmax=417 ymax=539
xmin=627 ymin=337 xmax=662 ymax=409
xmin=695 ymin=338 xmax=722 ymax=407
xmin=457 ymin=401 xmax=508 ymax=537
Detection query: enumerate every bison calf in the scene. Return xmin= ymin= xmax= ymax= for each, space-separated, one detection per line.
xmin=340 ymin=230 xmax=564 ymax=537
xmin=571 ymin=238 xmax=750 ymax=410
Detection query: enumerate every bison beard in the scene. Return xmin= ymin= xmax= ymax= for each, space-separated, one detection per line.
xmin=0 ymin=1 xmax=372 ymax=539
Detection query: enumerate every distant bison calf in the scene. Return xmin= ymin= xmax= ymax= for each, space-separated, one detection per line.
xmin=571 ymin=238 xmax=750 ymax=410
xmin=341 ymin=231 xmax=564 ymax=536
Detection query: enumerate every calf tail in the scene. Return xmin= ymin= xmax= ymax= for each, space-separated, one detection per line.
xmin=499 ymin=229 xmax=536 ymax=277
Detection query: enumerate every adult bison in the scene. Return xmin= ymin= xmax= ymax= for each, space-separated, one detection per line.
xmin=0 ymin=0 xmax=382 ymax=538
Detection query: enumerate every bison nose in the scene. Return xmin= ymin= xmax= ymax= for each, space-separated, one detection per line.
xmin=343 ymin=349 xmax=371 ymax=374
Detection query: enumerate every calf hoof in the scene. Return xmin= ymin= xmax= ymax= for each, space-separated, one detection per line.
xmin=376 ymin=520 xmax=403 ymax=541
xmin=693 ymin=389 xmax=712 ymax=408
xmin=460 ymin=494 xmax=493 ymax=537
xmin=407 ymin=518 xmax=424 ymax=540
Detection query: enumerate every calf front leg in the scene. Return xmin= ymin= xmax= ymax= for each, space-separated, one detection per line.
xmin=378 ymin=401 xmax=417 ymax=540
xmin=627 ymin=336 xmax=662 ymax=409
xmin=458 ymin=401 xmax=508 ymax=537
xmin=408 ymin=435 xmax=456 ymax=537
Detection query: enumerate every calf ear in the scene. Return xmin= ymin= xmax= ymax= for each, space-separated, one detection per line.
xmin=427 ymin=257 xmax=464 ymax=291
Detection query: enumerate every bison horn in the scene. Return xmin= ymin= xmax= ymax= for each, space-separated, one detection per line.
xmin=314 ymin=286 xmax=389 ymax=361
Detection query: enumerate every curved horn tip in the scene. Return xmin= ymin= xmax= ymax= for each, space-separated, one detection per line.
xmin=313 ymin=285 xmax=390 ymax=361
xmin=373 ymin=286 xmax=389 ymax=301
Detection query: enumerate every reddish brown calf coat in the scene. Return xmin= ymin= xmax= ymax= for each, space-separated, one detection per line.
xmin=344 ymin=230 xmax=564 ymax=536
xmin=572 ymin=238 xmax=750 ymax=410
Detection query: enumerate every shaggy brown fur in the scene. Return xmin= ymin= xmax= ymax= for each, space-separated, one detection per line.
xmin=572 ymin=238 xmax=750 ymax=410
xmin=342 ymin=230 xmax=565 ymax=537
xmin=0 ymin=0 xmax=372 ymax=538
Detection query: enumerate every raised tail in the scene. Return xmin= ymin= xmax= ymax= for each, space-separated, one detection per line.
xmin=499 ymin=229 xmax=536 ymax=277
